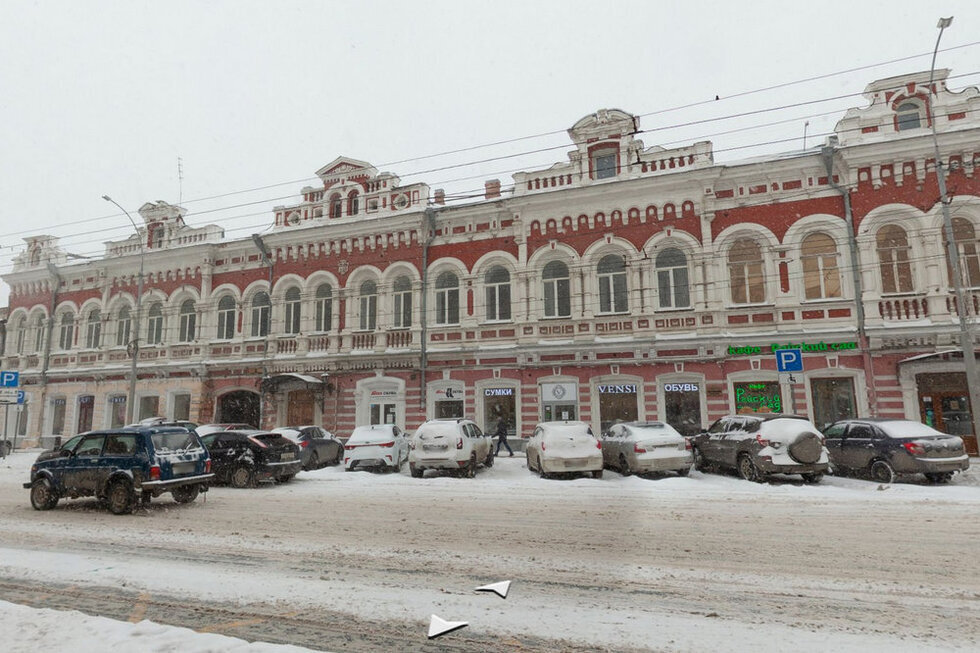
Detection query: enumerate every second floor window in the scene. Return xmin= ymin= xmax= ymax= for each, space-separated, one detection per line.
xmin=656 ymin=248 xmax=690 ymax=309
xmin=250 ymin=292 xmax=271 ymax=337
xmin=33 ymin=315 xmax=44 ymax=352
xmin=284 ymin=287 xmax=301 ymax=334
xmin=146 ymin=303 xmax=163 ymax=345
xmin=116 ymin=307 xmax=131 ymax=347
xmin=13 ymin=317 xmax=26 ymax=354
xmin=542 ymin=260 xmax=571 ymax=318
xmin=435 ymin=272 xmax=460 ymax=325
xmin=946 ymin=217 xmax=980 ymax=288
xmin=484 ymin=266 xmax=511 ymax=321
xmin=359 ymin=281 xmax=377 ymax=331
xmin=178 ymin=300 xmax=196 ymax=342
xmin=877 ymin=225 xmax=913 ymax=294
xmin=896 ymin=101 xmax=923 ymax=131
xmin=314 ymin=284 xmax=332 ymax=332
xmin=217 ymin=296 xmax=236 ymax=340
xmin=85 ymin=309 xmax=101 ymax=349
xmin=801 ymin=233 xmax=842 ymax=300
xmin=58 ymin=313 xmax=74 ymax=351
xmin=597 ymin=254 xmax=628 ymax=314
xmin=329 ymin=194 xmax=342 ymax=218
xmin=393 ymin=276 xmax=412 ymax=328
xmin=728 ymin=239 xmax=766 ymax=304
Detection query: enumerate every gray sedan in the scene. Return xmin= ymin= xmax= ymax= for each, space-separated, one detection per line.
xmin=601 ymin=421 xmax=693 ymax=476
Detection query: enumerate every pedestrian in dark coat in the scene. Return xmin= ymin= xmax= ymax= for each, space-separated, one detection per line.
xmin=494 ymin=417 xmax=514 ymax=456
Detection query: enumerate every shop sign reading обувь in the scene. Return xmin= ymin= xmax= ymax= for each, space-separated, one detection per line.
xmin=727 ymin=341 xmax=857 ymax=356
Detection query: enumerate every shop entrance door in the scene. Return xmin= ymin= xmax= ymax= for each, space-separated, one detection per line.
xmin=543 ymin=403 xmax=576 ymax=422
xmin=484 ymin=393 xmax=516 ymax=435
xmin=922 ymin=392 xmax=976 ymax=454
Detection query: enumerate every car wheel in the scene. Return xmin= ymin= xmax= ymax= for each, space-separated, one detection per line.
xmin=737 ymin=454 xmax=760 ymax=483
xmin=537 ymin=455 xmax=548 ymax=479
xmin=692 ymin=447 xmax=707 ymax=472
xmin=172 ymin=484 xmax=200 ymax=504
xmin=277 ymin=474 xmax=296 ymax=483
xmin=618 ymin=454 xmax=632 ymax=477
xmin=801 ymin=472 xmax=824 ymax=484
xmin=410 ymin=463 xmax=423 ymax=478
xmin=306 ymin=451 xmax=320 ymax=471
xmin=464 ymin=454 xmax=477 ymax=478
xmin=106 ymin=479 xmax=136 ymax=515
xmin=485 ymin=449 xmax=494 ymax=467
xmin=592 ymin=469 xmax=603 ymax=479
xmin=676 ymin=466 xmax=691 ymax=477
xmin=869 ymin=460 xmax=895 ymax=484
xmin=230 ymin=464 xmax=255 ymax=488
xmin=30 ymin=479 xmax=59 ymax=511
xmin=392 ymin=458 xmax=402 ymax=473
xmin=925 ymin=472 xmax=953 ymax=484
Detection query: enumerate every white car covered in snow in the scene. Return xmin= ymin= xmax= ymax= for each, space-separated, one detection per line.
xmin=408 ymin=419 xmax=493 ymax=478
xmin=601 ymin=421 xmax=693 ymax=476
xmin=343 ymin=424 xmax=409 ymax=472
xmin=525 ymin=421 xmax=603 ymax=479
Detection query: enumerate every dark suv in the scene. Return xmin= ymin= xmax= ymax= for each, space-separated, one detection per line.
xmin=24 ymin=426 xmax=213 ymax=514
xmin=691 ymin=414 xmax=829 ymax=483
xmin=823 ymin=418 xmax=970 ymax=483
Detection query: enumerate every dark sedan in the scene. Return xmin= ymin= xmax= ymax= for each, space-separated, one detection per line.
xmin=823 ymin=419 xmax=969 ymax=484
xmin=199 ymin=430 xmax=302 ymax=487
xmin=272 ymin=426 xmax=343 ymax=470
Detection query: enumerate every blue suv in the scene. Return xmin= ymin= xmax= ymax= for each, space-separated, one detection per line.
xmin=24 ymin=426 xmax=214 ymax=515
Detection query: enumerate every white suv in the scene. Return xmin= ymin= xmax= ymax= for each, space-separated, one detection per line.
xmin=408 ymin=419 xmax=494 ymax=478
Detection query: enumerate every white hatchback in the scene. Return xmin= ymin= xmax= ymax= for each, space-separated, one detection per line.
xmin=525 ymin=421 xmax=603 ymax=479
xmin=343 ymin=424 xmax=409 ymax=472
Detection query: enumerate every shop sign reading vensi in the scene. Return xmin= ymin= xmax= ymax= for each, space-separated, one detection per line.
xmin=727 ymin=341 xmax=857 ymax=356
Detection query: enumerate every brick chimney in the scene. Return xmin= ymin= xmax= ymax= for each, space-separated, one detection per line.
xmin=485 ymin=179 xmax=501 ymax=199
xmin=434 ymin=189 xmax=445 ymax=205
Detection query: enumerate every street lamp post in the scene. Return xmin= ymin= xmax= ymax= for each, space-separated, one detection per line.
xmin=927 ymin=17 xmax=980 ymax=444
xmin=102 ymin=195 xmax=145 ymax=425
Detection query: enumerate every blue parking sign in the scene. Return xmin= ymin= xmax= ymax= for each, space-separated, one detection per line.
xmin=0 ymin=371 xmax=19 ymax=387
xmin=775 ymin=349 xmax=804 ymax=373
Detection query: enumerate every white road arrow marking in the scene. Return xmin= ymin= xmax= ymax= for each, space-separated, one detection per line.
xmin=475 ymin=580 xmax=512 ymax=599
xmin=427 ymin=614 xmax=468 ymax=639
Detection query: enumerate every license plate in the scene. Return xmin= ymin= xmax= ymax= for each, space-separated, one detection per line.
xmin=172 ymin=462 xmax=196 ymax=475
xmin=281 ymin=452 xmax=295 ymax=461
xmin=423 ymin=444 xmax=447 ymax=452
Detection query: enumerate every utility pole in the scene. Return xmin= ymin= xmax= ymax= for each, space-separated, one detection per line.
xmin=252 ymin=234 xmax=274 ymax=429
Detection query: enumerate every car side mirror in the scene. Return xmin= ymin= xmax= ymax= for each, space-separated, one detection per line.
xmin=60 ymin=449 xmax=72 ymax=458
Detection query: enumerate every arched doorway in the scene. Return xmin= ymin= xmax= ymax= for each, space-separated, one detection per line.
xmin=218 ymin=390 xmax=260 ymax=427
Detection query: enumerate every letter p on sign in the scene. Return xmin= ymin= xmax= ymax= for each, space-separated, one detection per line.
xmin=775 ymin=349 xmax=803 ymax=373
xmin=0 ymin=371 xmax=19 ymax=387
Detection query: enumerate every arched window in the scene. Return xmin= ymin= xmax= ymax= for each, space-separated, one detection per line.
xmin=58 ymin=312 xmax=75 ymax=351
xmin=146 ymin=302 xmax=164 ymax=345
xmin=655 ymin=248 xmax=690 ymax=309
xmin=217 ymin=296 xmax=237 ymax=340
xmin=250 ymin=292 xmax=271 ymax=337
xmin=597 ymin=254 xmax=628 ymax=314
xmin=283 ymin=287 xmax=302 ymax=334
xmin=348 ymin=191 xmax=360 ymax=216
xmin=32 ymin=314 xmax=45 ymax=352
xmin=542 ymin=260 xmax=571 ymax=318
xmin=896 ymin=101 xmax=923 ymax=131
xmin=728 ymin=239 xmax=765 ymax=304
xmin=944 ymin=217 xmax=980 ymax=288
xmin=435 ymin=271 xmax=460 ymax=325
xmin=801 ymin=233 xmax=842 ymax=300
xmin=359 ymin=280 xmax=377 ymax=331
xmin=329 ymin=193 xmax=342 ymax=219
xmin=876 ymin=225 xmax=913 ymax=293
xmin=12 ymin=316 xmax=26 ymax=355
xmin=178 ymin=300 xmax=196 ymax=342
xmin=314 ymin=284 xmax=332 ymax=332
xmin=85 ymin=309 xmax=102 ymax=349
xmin=393 ymin=276 xmax=412 ymax=328
xmin=484 ymin=266 xmax=511 ymax=322
xmin=116 ymin=306 xmax=131 ymax=347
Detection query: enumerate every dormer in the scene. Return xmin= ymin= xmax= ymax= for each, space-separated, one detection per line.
xmin=568 ymin=109 xmax=639 ymax=182
xmin=138 ymin=201 xmax=187 ymax=249
xmin=11 ymin=235 xmax=68 ymax=272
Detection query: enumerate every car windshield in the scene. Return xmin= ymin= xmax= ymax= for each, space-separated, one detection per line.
xmin=877 ymin=421 xmax=946 ymax=438
xmin=151 ymin=431 xmax=203 ymax=453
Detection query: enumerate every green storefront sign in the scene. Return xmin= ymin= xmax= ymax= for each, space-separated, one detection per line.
xmin=727 ymin=341 xmax=857 ymax=357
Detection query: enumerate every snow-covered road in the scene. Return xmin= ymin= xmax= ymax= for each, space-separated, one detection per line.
xmin=2 ymin=450 xmax=979 ymax=652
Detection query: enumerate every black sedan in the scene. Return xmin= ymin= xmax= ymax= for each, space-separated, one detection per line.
xmin=271 ymin=426 xmax=343 ymax=470
xmin=199 ymin=430 xmax=302 ymax=487
xmin=822 ymin=418 xmax=969 ymax=484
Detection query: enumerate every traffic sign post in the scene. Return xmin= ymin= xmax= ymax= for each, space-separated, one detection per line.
xmin=775 ymin=349 xmax=804 ymax=415
xmin=0 ymin=371 xmax=20 ymax=456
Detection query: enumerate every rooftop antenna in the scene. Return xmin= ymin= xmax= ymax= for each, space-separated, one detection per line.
xmin=177 ymin=156 xmax=184 ymax=206
xmin=803 ymin=121 xmax=810 ymax=150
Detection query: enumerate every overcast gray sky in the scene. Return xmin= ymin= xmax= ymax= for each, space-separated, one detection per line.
xmin=3 ymin=0 xmax=980 ymax=305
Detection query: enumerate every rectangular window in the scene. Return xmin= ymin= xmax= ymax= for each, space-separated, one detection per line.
xmin=51 ymin=398 xmax=66 ymax=436
xmin=172 ymin=393 xmax=191 ymax=421
xmin=594 ymin=153 xmax=617 ymax=179
xmin=360 ymin=295 xmax=377 ymax=331
xmin=544 ymin=279 xmax=571 ymax=318
xmin=436 ymin=288 xmax=459 ymax=325
xmin=139 ymin=396 xmax=160 ymax=420
xmin=732 ymin=381 xmax=781 ymax=414
xmin=285 ymin=303 xmax=301 ymax=334
xmin=394 ymin=292 xmax=412 ymax=328
xmin=108 ymin=395 xmax=127 ymax=428
xmin=810 ymin=378 xmax=856 ymax=430
xmin=218 ymin=307 xmax=235 ymax=339
xmin=315 ymin=298 xmax=332 ymax=332
xmin=147 ymin=314 xmax=163 ymax=344
xmin=179 ymin=312 xmax=196 ymax=342
xmin=251 ymin=305 xmax=270 ymax=337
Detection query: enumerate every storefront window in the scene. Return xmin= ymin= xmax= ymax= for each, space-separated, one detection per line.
xmin=173 ymin=393 xmax=192 ymax=422
xmin=76 ymin=395 xmax=94 ymax=433
xmin=139 ymin=396 xmax=160 ymax=421
xmin=51 ymin=398 xmax=66 ymax=435
xmin=483 ymin=387 xmax=516 ymax=435
xmin=541 ymin=383 xmax=577 ymax=422
xmin=733 ymin=381 xmax=781 ymax=414
xmin=810 ymin=377 xmax=856 ymax=430
xmin=597 ymin=383 xmax=638 ymax=432
xmin=663 ymin=382 xmax=702 ymax=435
xmin=108 ymin=395 xmax=127 ymax=428
xmin=432 ymin=385 xmax=464 ymax=420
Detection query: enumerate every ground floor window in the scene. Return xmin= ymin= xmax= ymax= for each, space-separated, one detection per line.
xmin=16 ymin=403 xmax=29 ymax=436
xmin=810 ymin=377 xmax=856 ymax=430
xmin=431 ymin=384 xmax=464 ymax=420
xmin=218 ymin=391 xmax=260 ymax=427
xmin=370 ymin=402 xmax=398 ymax=425
xmin=663 ymin=382 xmax=702 ymax=435
xmin=733 ymin=381 xmax=781 ymax=414
xmin=77 ymin=395 xmax=94 ymax=433
xmin=541 ymin=383 xmax=577 ymax=422
xmin=51 ymin=398 xmax=66 ymax=435
xmin=435 ymin=400 xmax=463 ymax=419
xmin=483 ymin=388 xmax=516 ymax=435
xmin=108 ymin=395 xmax=127 ymax=428
xmin=597 ymin=383 xmax=638 ymax=432
xmin=172 ymin=393 xmax=192 ymax=422
xmin=139 ymin=396 xmax=160 ymax=421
